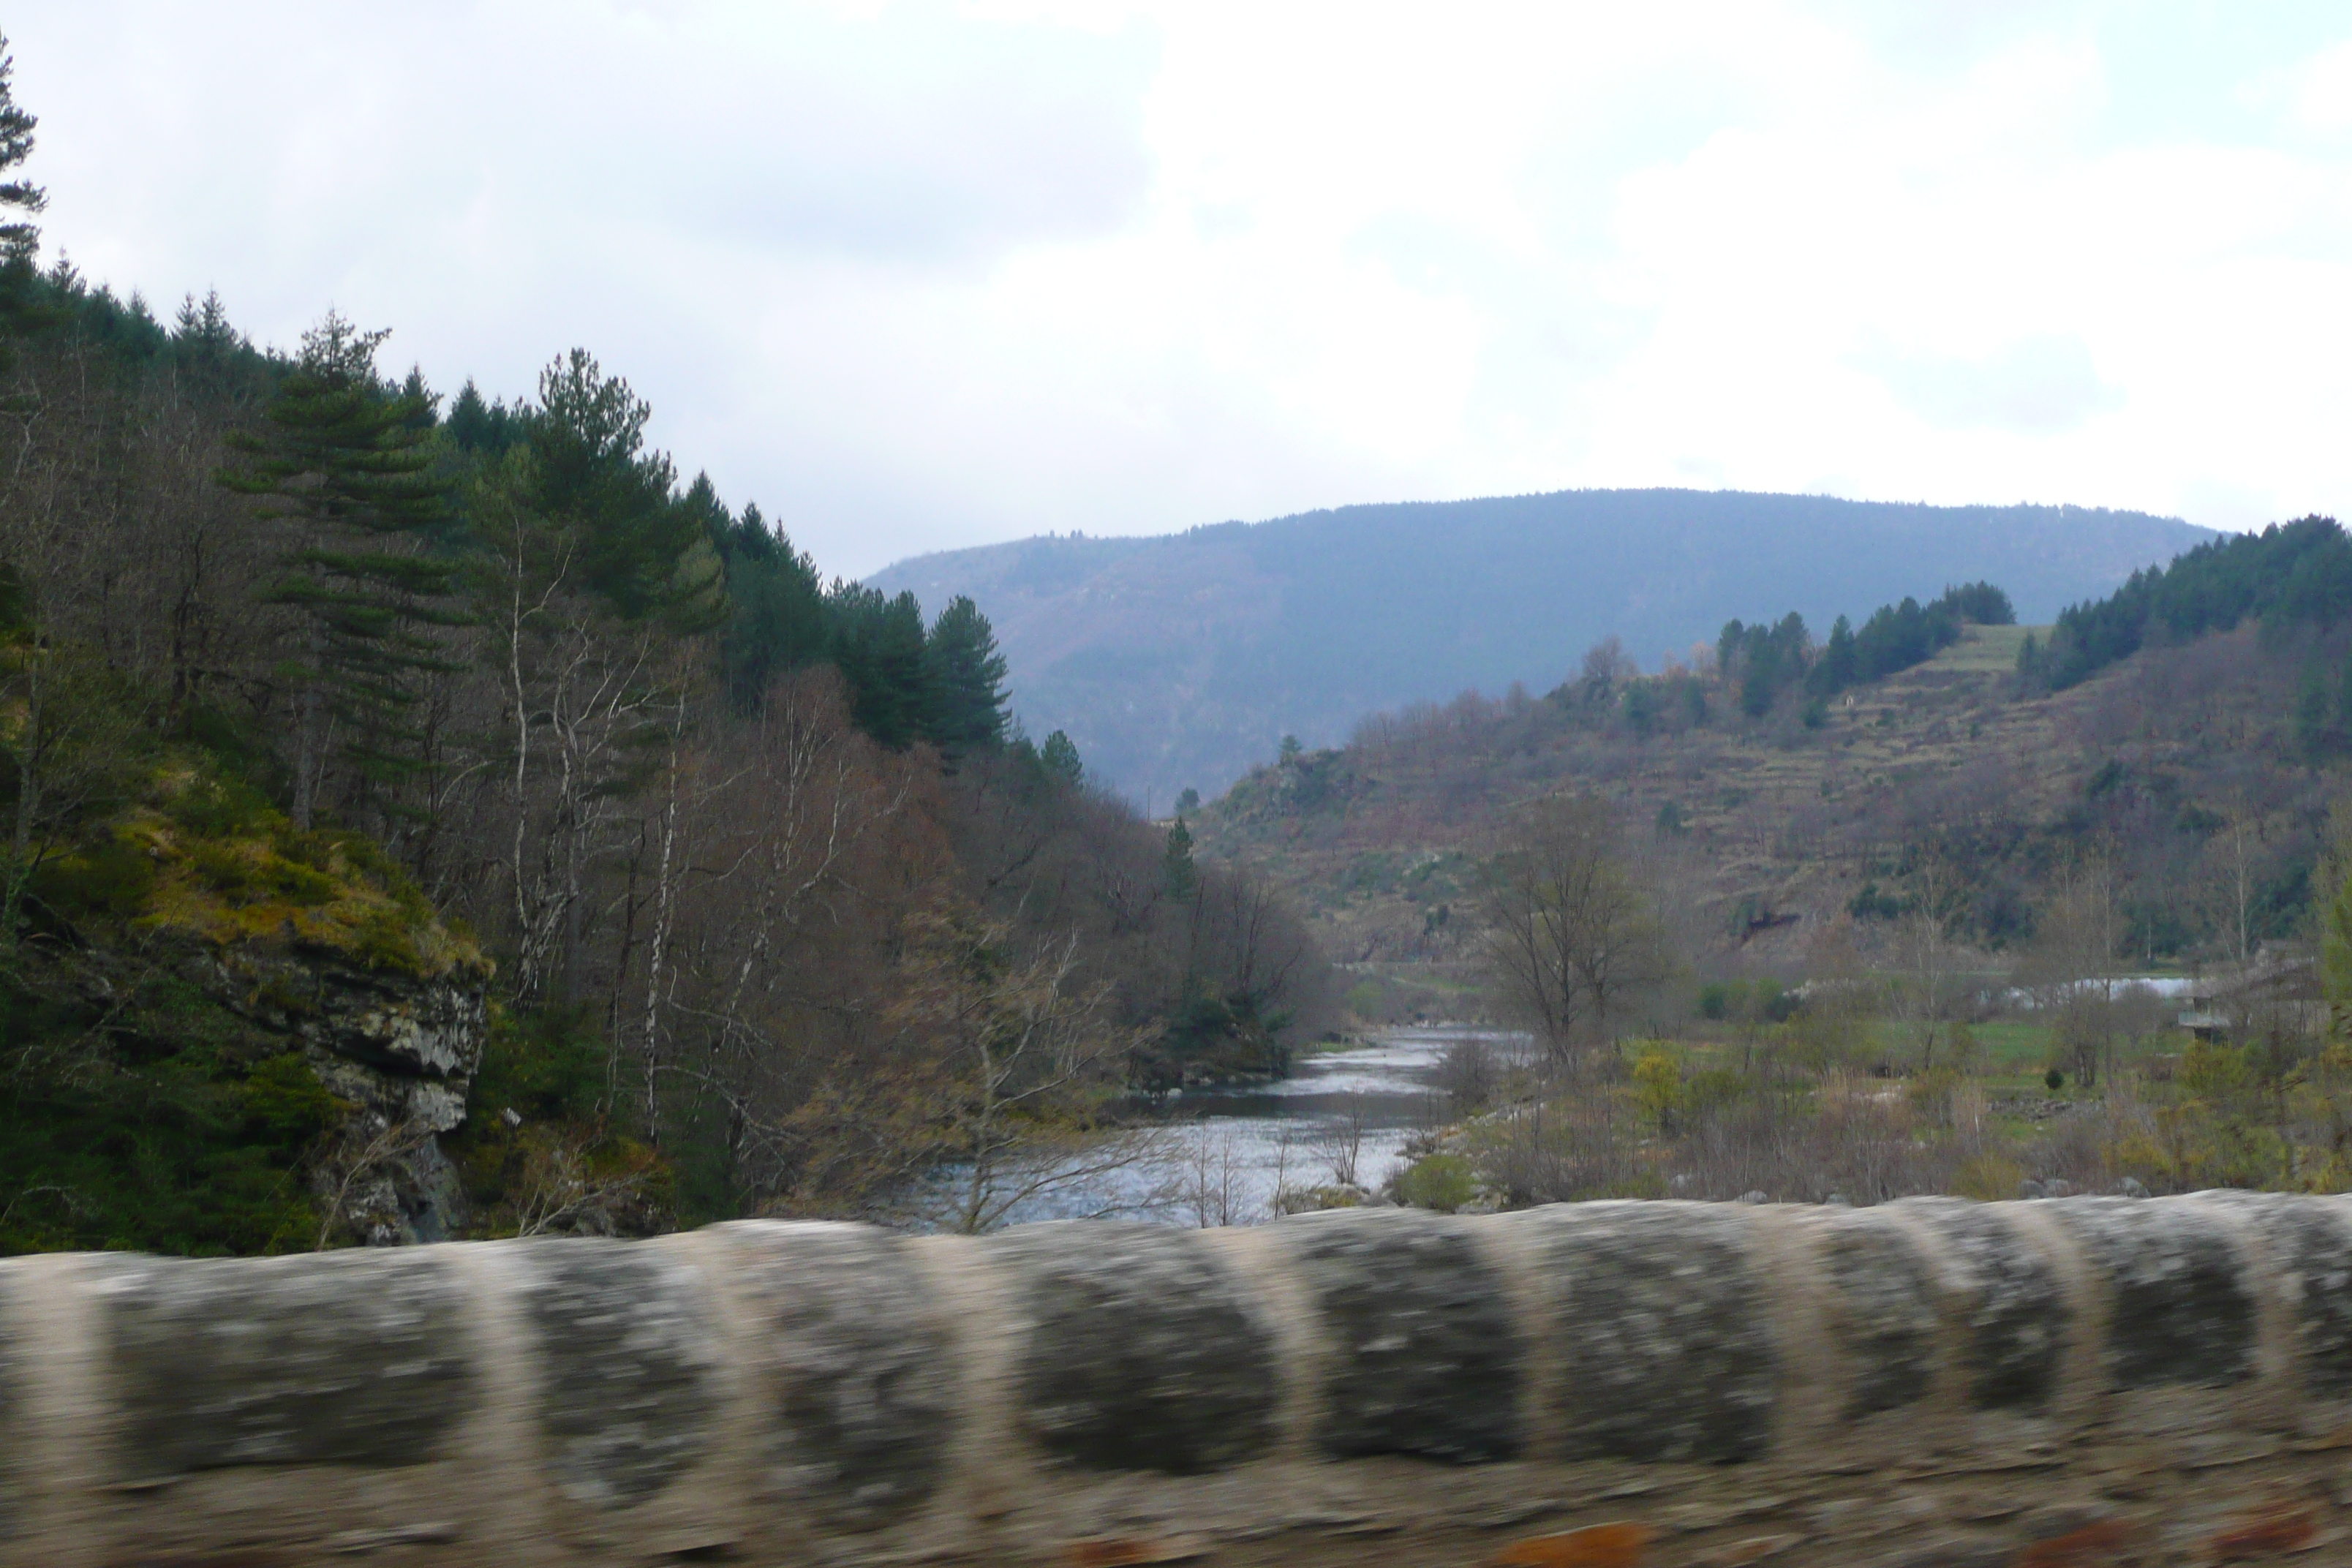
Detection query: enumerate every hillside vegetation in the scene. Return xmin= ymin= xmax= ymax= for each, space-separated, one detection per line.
xmin=871 ymin=490 xmax=2212 ymax=802
xmin=1196 ymin=528 xmax=2352 ymax=1208
xmin=1199 ymin=542 xmax=2351 ymax=992
xmin=0 ymin=45 xmax=1334 ymax=1254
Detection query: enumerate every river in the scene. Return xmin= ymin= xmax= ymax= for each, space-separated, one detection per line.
xmin=959 ymin=1026 xmax=1525 ymax=1229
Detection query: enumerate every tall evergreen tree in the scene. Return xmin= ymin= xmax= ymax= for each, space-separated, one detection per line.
xmin=1809 ymin=614 xmax=1858 ymax=696
xmin=172 ymin=289 xmax=238 ymax=354
xmin=0 ymin=32 xmax=46 ymax=359
xmin=445 ymin=378 xmax=526 ymax=457
xmin=526 ymin=350 xmax=722 ymax=629
xmin=922 ymin=595 xmax=1009 ymax=757
xmin=1163 ymin=817 xmax=1199 ymax=901
xmin=217 ymin=313 xmax=459 ymax=825
xmin=0 ymin=35 xmax=37 ymax=266
xmin=1041 ymin=729 xmax=1083 ymax=788
xmin=693 ymin=484 xmax=829 ymax=709
xmin=829 ymin=585 xmax=930 ymax=747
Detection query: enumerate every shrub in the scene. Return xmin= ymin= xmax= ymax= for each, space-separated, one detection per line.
xmin=1392 ymin=1153 xmax=1480 ymax=1212
xmin=28 ymin=834 xmax=157 ymax=919
xmin=1630 ymin=1045 xmax=1682 ymax=1132
xmin=1952 ymin=1154 xmax=2025 ymax=1202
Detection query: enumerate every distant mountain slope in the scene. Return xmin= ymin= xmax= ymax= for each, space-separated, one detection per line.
xmin=868 ymin=489 xmax=2215 ymax=803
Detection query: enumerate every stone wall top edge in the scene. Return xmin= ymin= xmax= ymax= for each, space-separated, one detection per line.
xmin=0 ymin=1189 xmax=2334 ymax=1271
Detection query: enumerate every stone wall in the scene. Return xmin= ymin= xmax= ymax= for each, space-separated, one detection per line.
xmin=1 ymin=1194 xmax=2347 ymax=1566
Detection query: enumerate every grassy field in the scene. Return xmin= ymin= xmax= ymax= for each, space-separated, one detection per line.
xmin=1960 ymin=1019 xmax=2054 ymax=1071
xmin=1926 ymin=622 xmax=2046 ymax=674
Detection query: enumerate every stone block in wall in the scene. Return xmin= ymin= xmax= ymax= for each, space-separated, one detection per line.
xmin=1813 ymin=1210 xmax=1942 ymax=1422
xmin=97 ymin=1249 xmax=474 ymax=1478
xmin=706 ymin=1221 xmax=956 ymax=1533
xmin=2041 ymin=1196 xmax=2254 ymax=1392
xmin=2188 ymin=1191 xmax=2352 ymax=1428
xmin=987 ymin=1220 xmax=1279 ymax=1476
xmin=1518 ymin=1201 xmax=1776 ymax=1465
xmin=509 ymin=1239 xmax=724 ymax=1510
xmin=1281 ymin=1207 xmax=1525 ymax=1463
xmin=36 ymin=1248 xmax=500 ymax=1565
xmin=1897 ymin=1198 xmax=2068 ymax=1415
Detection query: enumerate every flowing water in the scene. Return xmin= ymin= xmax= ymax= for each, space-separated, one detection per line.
xmin=962 ymin=1026 xmax=1527 ymax=1229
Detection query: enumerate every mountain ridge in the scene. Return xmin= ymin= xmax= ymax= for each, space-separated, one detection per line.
xmin=869 ymin=488 xmax=2216 ymax=803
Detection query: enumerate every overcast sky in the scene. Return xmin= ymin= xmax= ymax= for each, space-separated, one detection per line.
xmin=16 ymin=3 xmax=2352 ymax=576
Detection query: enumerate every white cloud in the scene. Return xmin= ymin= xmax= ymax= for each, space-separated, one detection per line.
xmin=12 ymin=2 xmax=2352 ymax=576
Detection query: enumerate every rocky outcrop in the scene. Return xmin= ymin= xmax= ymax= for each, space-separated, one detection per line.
xmin=184 ymin=940 xmax=491 ymax=1245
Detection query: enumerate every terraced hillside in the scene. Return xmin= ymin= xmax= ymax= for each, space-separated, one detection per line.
xmin=1194 ymin=619 xmax=2337 ymax=1001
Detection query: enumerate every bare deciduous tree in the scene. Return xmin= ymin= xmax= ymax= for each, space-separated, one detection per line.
xmin=1312 ymin=1104 xmax=1369 ymax=1188
xmin=885 ymin=908 xmax=1163 ymax=1235
xmin=1480 ymin=794 xmax=1674 ymax=1065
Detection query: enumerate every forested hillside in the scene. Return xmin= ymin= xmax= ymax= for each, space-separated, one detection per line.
xmin=2025 ymin=513 xmax=2352 ymax=691
xmin=870 ymin=491 xmax=2212 ymax=803
xmin=0 ymin=50 xmax=1333 ymax=1254
xmin=1196 ymin=544 xmax=2352 ymax=1008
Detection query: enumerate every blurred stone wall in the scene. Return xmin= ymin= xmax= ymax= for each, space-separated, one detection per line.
xmin=1 ymin=1195 xmax=2345 ymax=1566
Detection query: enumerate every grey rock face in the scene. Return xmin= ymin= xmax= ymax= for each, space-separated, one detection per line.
xmin=2045 ymin=1198 xmax=2253 ymax=1390
xmin=207 ymin=949 xmax=487 ymax=1090
xmin=1528 ymin=1202 xmax=1776 ymax=1464
xmin=991 ymin=1222 xmax=1277 ymax=1475
xmin=1819 ymin=1215 xmax=1940 ymax=1419
xmin=1901 ymin=1200 xmax=2067 ymax=1411
xmin=99 ymin=1251 xmax=473 ymax=1480
xmin=1287 ymin=1209 xmax=1523 ymax=1463
xmin=195 ymin=944 xmax=491 ymax=1245
xmin=716 ymin=1224 xmax=956 ymax=1531
xmin=516 ymin=1242 xmax=721 ymax=1509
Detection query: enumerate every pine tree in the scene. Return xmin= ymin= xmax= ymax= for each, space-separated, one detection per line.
xmin=173 ymin=289 xmax=238 ymax=355
xmin=217 ymin=313 xmax=460 ymax=826
xmin=0 ymin=36 xmax=39 ymax=268
xmin=1811 ymin=614 xmax=1858 ymax=695
xmin=830 ymin=585 xmax=930 ymax=747
xmin=527 ymin=350 xmax=722 ymax=629
xmin=1041 ymin=730 xmax=1083 ymax=788
xmin=1163 ymin=818 xmax=1198 ymax=901
xmin=700 ymin=487 xmax=829 ymax=709
xmin=0 ymin=33 xmax=46 ymax=360
xmin=921 ymin=595 xmax=1009 ymax=757
xmin=445 ymin=378 xmax=525 ymax=457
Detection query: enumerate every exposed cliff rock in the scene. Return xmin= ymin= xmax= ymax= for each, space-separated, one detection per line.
xmin=14 ymin=766 xmax=494 ymax=1249
xmin=192 ymin=943 xmax=491 ymax=1243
